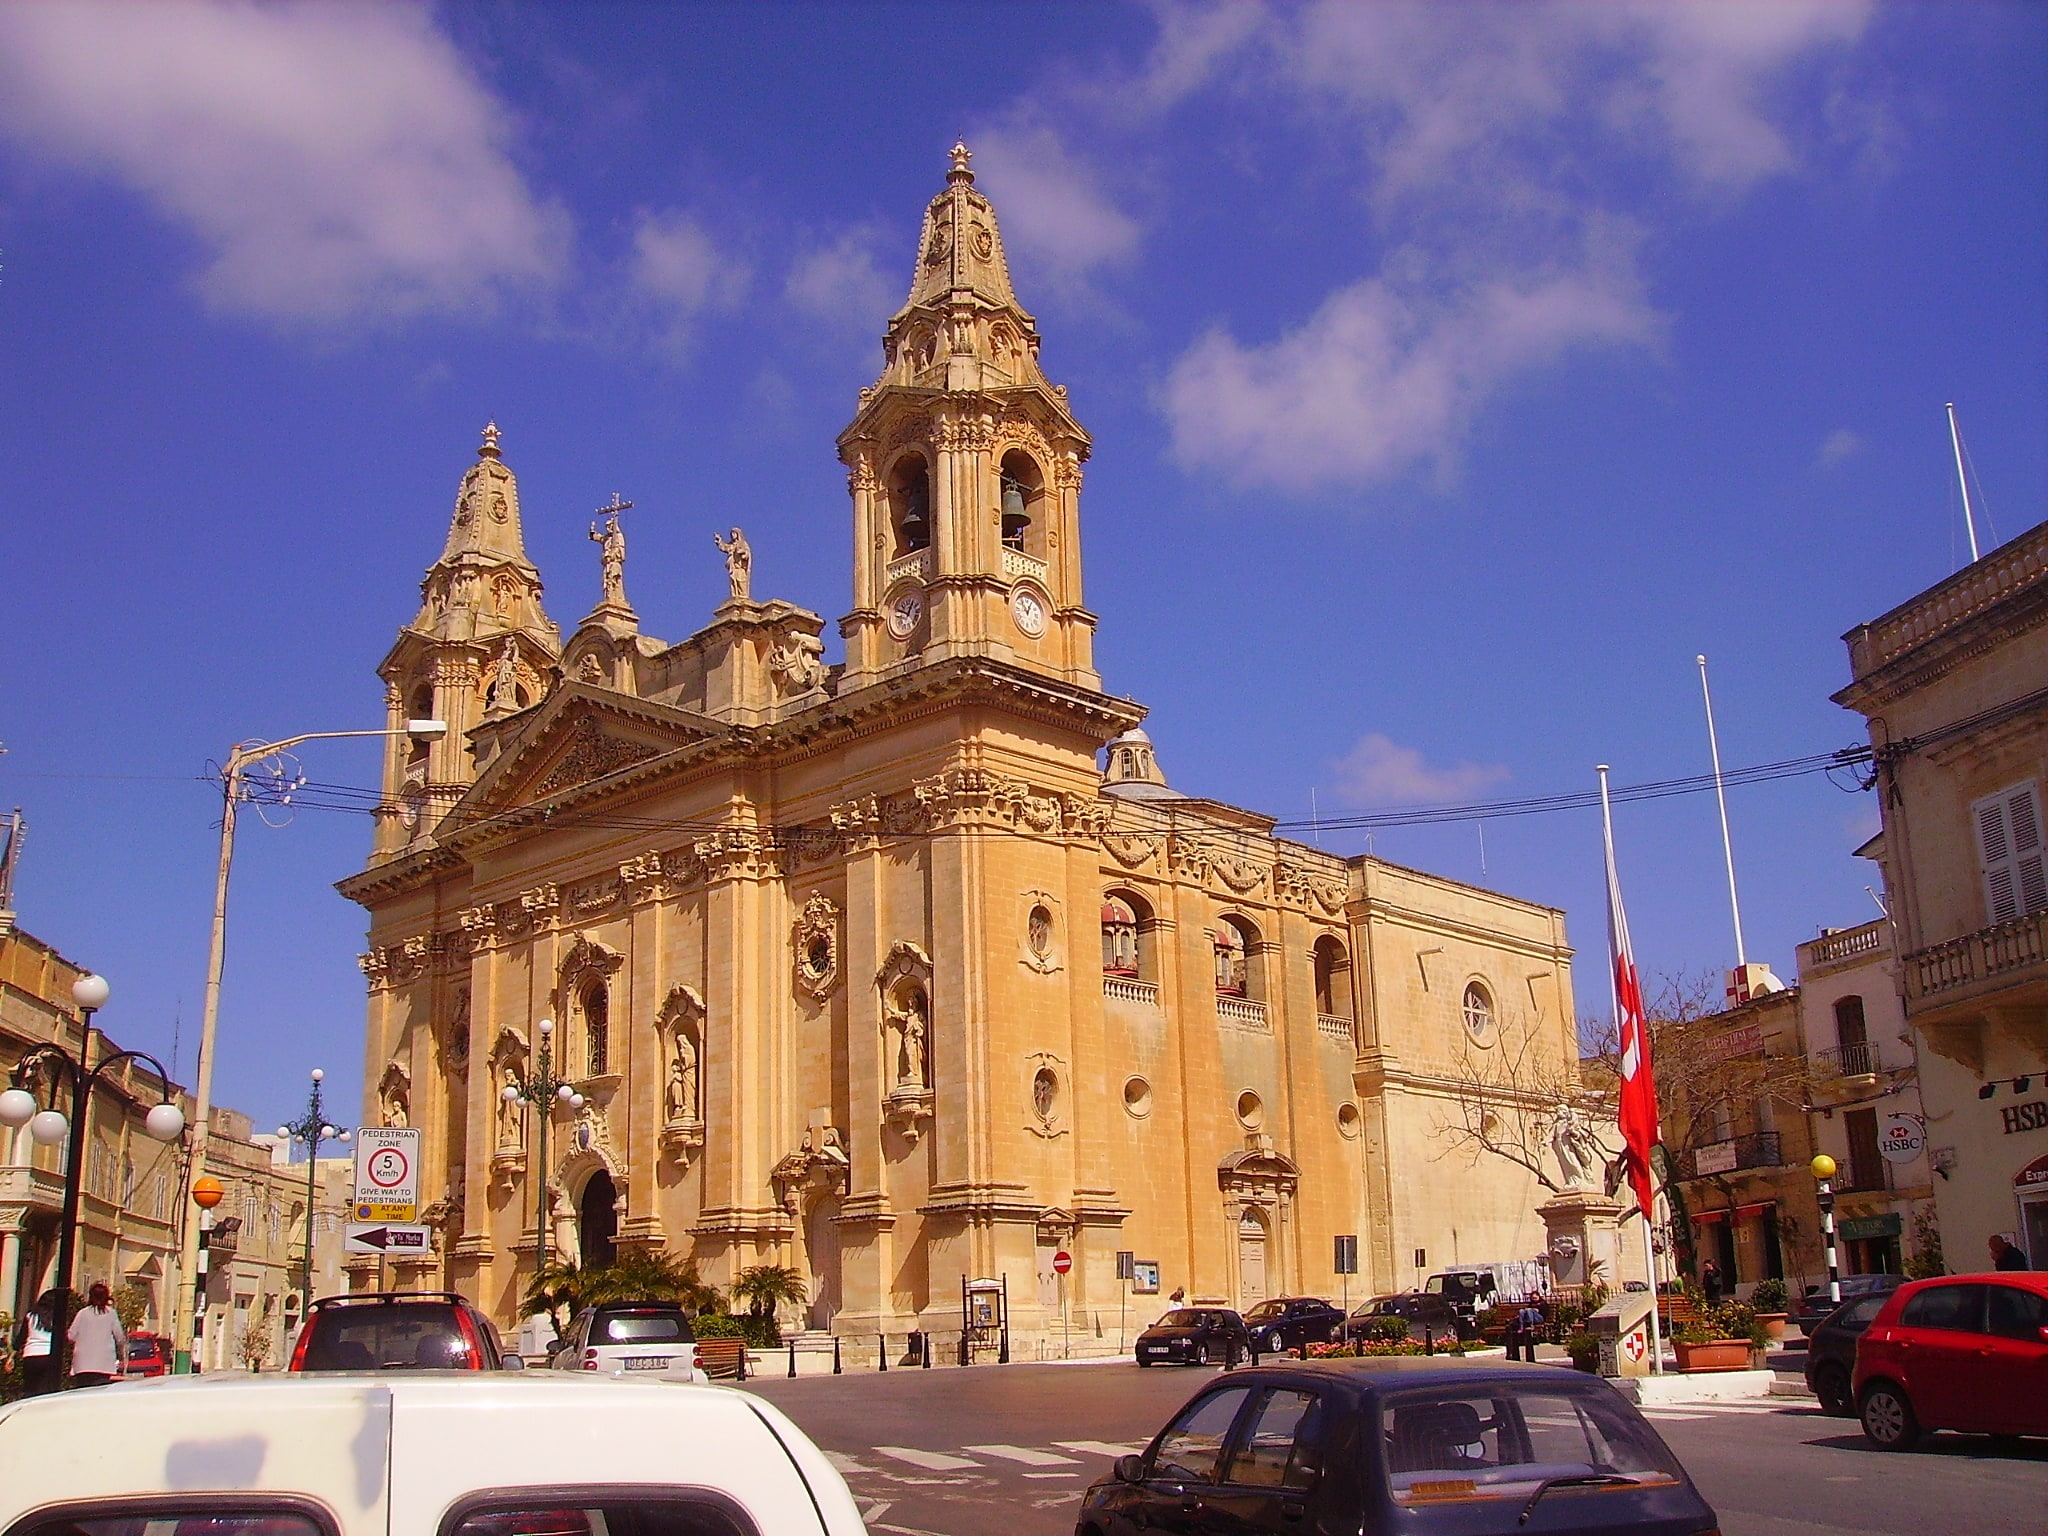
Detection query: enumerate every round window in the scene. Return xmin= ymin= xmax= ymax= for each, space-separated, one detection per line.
xmin=1028 ymin=904 xmax=1053 ymax=958
xmin=1336 ymin=1102 xmax=1361 ymax=1139
xmin=802 ymin=936 xmax=832 ymax=979
xmin=1236 ymin=1090 xmax=1265 ymax=1131
xmin=1462 ymin=982 xmax=1495 ymax=1039
xmin=1123 ymin=1076 xmax=1153 ymax=1119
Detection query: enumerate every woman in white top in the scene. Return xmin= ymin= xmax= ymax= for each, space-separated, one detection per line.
xmin=66 ymin=1282 xmax=128 ymax=1388
xmin=12 ymin=1290 xmax=60 ymax=1396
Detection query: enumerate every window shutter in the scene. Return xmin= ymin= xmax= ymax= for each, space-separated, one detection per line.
xmin=1976 ymin=782 xmax=2046 ymax=925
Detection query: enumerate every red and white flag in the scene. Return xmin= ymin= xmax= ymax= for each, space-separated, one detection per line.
xmin=1601 ymin=772 xmax=1659 ymax=1220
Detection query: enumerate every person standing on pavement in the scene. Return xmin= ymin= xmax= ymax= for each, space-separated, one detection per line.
xmin=1989 ymin=1233 xmax=2029 ymax=1271
xmin=1513 ymin=1295 xmax=1546 ymax=1363
xmin=65 ymin=1283 xmax=127 ymax=1388
xmin=14 ymin=1291 xmax=62 ymax=1397
xmin=1700 ymin=1260 xmax=1723 ymax=1304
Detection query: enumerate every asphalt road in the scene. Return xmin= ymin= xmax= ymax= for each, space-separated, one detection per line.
xmin=742 ymin=1358 xmax=2048 ymax=1536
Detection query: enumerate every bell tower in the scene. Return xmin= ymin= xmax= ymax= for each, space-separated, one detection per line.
xmin=371 ymin=423 xmax=560 ymax=858
xmin=837 ymin=143 xmax=1099 ymax=690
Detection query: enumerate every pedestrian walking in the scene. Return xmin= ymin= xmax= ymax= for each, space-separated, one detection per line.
xmin=65 ymin=1283 xmax=127 ymax=1388
xmin=13 ymin=1291 xmax=61 ymax=1397
xmin=1513 ymin=1295 xmax=1546 ymax=1363
xmin=1989 ymin=1234 xmax=2029 ymax=1271
xmin=1700 ymin=1260 xmax=1723 ymax=1304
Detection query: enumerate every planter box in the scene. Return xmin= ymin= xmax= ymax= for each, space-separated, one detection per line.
xmin=1758 ymin=1313 xmax=1788 ymax=1342
xmin=1674 ymin=1339 xmax=1752 ymax=1373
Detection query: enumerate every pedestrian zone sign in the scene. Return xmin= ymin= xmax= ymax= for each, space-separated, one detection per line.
xmin=354 ymin=1127 xmax=421 ymax=1223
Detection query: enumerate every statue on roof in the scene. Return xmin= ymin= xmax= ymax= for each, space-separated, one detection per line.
xmin=589 ymin=494 xmax=631 ymax=609
xmin=714 ymin=527 xmax=752 ymax=603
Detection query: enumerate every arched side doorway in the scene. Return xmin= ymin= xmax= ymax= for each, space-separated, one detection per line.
xmin=578 ymin=1169 xmax=618 ymax=1271
xmin=1219 ymin=1139 xmax=1300 ymax=1311
xmin=805 ymin=1194 xmax=842 ymax=1332
xmin=1238 ymin=1208 xmax=1269 ymax=1309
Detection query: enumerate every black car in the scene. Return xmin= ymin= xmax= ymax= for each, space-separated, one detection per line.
xmin=1789 ymin=1273 xmax=1905 ymax=1336
xmin=1340 ymin=1292 xmax=1473 ymax=1345
xmin=1077 ymin=1357 xmax=1717 ymax=1536
xmin=1802 ymin=1291 xmax=1890 ymax=1415
xmin=1135 ymin=1308 xmax=1250 ymax=1367
xmin=289 ymin=1291 xmax=520 ymax=1372
xmin=1241 ymin=1297 xmax=1345 ymax=1354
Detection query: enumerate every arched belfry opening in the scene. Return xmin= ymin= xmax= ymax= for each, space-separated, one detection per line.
xmin=999 ymin=450 xmax=1045 ymax=556
xmin=577 ymin=1168 xmax=618 ymax=1270
xmin=890 ymin=455 xmax=931 ymax=557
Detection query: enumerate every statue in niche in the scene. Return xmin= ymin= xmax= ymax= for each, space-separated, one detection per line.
xmin=487 ymin=637 xmax=521 ymax=713
xmin=713 ymin=527 xmax=752 ymax=602
xmin=497 ymin=1067 xmax=522 ymax=1145
xmin=898 ymin=990 xmax=928 ymax=1089
xmin=1033 ymin=1067 xmax=1057 ymax=1127
xmin=665 ymin=1031 xmax=699 ymax=1125
xmin=589 ymin=505 xmax=628 ymax=606
xmin=382 ymin=1088 xmax=409 ymax=1129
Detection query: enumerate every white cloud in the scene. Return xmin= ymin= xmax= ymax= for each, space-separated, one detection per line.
xmin=1167 ymin=233 xmax=1659 ymax=490
xmin=628 ymin=209 xmax=747 ymax=355
xmin=971 ymin=125 xmax=1141 ymax=283
xmin=786 ymin=224 xmax=895 ymax=335
xmin=1817 ymin=427 xmax=1864 ymax=469
xmin=1332 ymin=734 xmax=1510 ymax=808
xmin=1141 ymin=1 xmax=1873 ymax=493
xmin=0 ymin=0 xmax=564 ymax=325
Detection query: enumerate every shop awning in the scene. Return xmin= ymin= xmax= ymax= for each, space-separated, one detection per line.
xmin=1734 ymin=1202 xmax=1774 ymax=1219
xmin=1691 ymin=1208 xmax=1731 ymax=1225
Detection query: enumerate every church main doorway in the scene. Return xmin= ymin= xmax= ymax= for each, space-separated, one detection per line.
xmin=578 ymin=1170 xmax=618 ymax=1270
xmin=1238 ymin=1208 xmax=1268 ymax=1308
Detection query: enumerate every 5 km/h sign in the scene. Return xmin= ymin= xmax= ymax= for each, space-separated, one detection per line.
xmin=354 ymin=1127 xmax=421 ymax=1223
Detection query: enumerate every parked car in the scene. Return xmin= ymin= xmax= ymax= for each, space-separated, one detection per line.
xmin=1802 ymin=1291 xmax=1889 ymax=1415
xmin=0 ymin=1372 xmax=865 ymax=1536
xmin=1854 ymin=1272 xmax=2048 ymax=1450
xmin=1241 ymin=1296 xmax=1345 ymax=1354
xmin=1790 ymin=1272 xmax=1904 ymax=1335
xmin=1423 ymin=1268 xmax=1499 ymax=1323
xmin=1340 ymin=1292 xmax=1473 ymax=1345
xmin=549 ymin=1300 xmax=702 ymax=1381
xmin=289 ymin=1291 xmax=521 ymax=1372
xmin=1076 ymin=1356 xmax=1718 ymax=1536
xmin=1135 ymin=1307 xmax=1250 ymax=1366
xmin=121 ymin=1332 xmax=172 ymax=1379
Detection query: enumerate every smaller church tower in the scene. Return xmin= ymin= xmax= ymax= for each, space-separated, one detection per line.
xmin=372 ymin=424 xmax=560 ymax=857
xmin=837 ymin=143 xmax=1099 ymax=690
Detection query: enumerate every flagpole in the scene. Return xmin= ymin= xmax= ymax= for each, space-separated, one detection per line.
xmin=1599 ymin=764 xmax=1662 ymax=1373
xmin=1696 ymin=655 xmax=1747 ymax=967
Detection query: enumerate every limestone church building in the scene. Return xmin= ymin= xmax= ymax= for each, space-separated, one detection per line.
xmin=341 ymin=146 xmax=1582 ymax=1349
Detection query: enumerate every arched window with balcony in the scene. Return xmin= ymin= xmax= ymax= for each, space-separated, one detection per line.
xmin=1312 ymin=935 xmax=1352 ymax=1038
xmin=583 ymin=979 xmax=610 ymax=1077
xmin=1214 ymin=916 xmax=1259 ymax=999
xmin=1101 ymin=892 xmax=1150 ymax=979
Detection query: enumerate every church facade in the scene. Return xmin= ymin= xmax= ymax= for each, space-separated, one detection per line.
xmin=340 ymin=147 xmax=1581 ymax=1348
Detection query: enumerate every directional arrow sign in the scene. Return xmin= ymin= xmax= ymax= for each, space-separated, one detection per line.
xmin=345 ymin=1223 xmax=432 ymax=1255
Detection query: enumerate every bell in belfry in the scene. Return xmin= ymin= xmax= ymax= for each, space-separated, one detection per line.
xmin=1001 ymin=476 xmax=1029 ymax=552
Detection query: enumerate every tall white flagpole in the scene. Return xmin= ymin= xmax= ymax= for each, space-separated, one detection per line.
xmin=1696 ymin=655 xmax=1747 ymax=968
xmin=1599 ymin=764 xmax=1662 ymax=1373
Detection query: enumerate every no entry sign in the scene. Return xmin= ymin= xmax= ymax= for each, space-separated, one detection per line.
xmin=354 ymin=1127 xmax=421 ymax=1223
xmin=1052 ymin=1250 xmax=1073 ymax=1275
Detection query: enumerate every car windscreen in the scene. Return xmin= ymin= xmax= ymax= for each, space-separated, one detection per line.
xmin=126 ymin=1336 xmax=162 ymax=1360
xmin=1243 ymin=1302 xmax=1285 ymax=1323
xmin=300 ymin=1303 xmax=475 ymax=1370
xmin=596 ymin=1311 xmax=693 ymax=1344
xmin=1378 ymin=1382 xmax=1683 ymax=1521
xmin=1155 ymin=1310 xmax=1206 ymax=1328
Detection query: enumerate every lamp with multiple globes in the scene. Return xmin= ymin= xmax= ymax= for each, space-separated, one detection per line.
xmin=276 ymin=1066 xmax=350 ymax=1310
xmin=498 ymin=1017 xmax=582 ymax=1273
xmin=0 ymin=975 xmax=185 ymax=1356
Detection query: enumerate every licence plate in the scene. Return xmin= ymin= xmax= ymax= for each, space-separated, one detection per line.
xmin=624 ymin=1357 xmax=671 ymax=1371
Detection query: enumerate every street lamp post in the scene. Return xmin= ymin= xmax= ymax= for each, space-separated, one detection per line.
xmin=0 ymin=974 xmax=186 ymax=1377
xmin=1811 ymin=1154 xmax=1841 ymax=1306
xmin=500 ymin=1019 xmax=582 ymax=1278
xmin=276 ymin=1069 xmax=350 ymax=1311
xmin=172 ymin=719 xmax=445 ymax=1374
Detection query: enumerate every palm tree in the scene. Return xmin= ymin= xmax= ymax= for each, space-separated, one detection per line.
xmin=523 ymin=1259 xmax=587 ymax=1334
xmin=729 ymin=1264 xmax=807 ymax=1326
xmin=586 ymin=1250 xmax=722 ymax=1314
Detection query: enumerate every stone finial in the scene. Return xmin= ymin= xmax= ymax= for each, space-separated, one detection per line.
xmin=480 ymin=420 xmax=502 ymax=459
xmin=949 ymin=140 xmax=974 ymax=182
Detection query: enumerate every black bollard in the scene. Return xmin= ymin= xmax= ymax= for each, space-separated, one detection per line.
xmin=788 ymin=1339 xmax=797 ymax=1378
xmin=1425 ymin=1328 xmax=1435 ymax=1357
xmin=833 ymin=1335 xmax=842 ymax=1375
xmin=922 ymin=1331 xmax=932 ymax=1369
xmin=999 ymin=1326 xmax=1009 ymax=1365
xmin=879 ymin=1333 xmax=888 ymax=1372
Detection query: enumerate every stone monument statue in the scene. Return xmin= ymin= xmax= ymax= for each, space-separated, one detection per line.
xmin=713 ymin=527 xmax=752 ymax=602
xmin=1549 ymin=1103 xmax=1603 ymax=1189
xmin=899 ymin=993 xmax=928 ymax=1088
xmin=589 ymin=502 xmax=628 ymax=607
xmin=487 ymin=636 xmax=521 ymax=713
xmin=665 ymin=1031 xmax=699 ymax=1125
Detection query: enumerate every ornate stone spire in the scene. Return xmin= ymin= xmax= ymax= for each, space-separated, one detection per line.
xmin=872 ymin=141 xmax=1047 ymax=396
xmin=440 ymin=420 xmax=530 ymax=565
xmin=409 ymin=423 xmax=556 ymax=647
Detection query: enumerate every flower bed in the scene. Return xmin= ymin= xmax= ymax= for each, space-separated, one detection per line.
xmin=1305 ymin=1339 xmax=1469 ymax=1360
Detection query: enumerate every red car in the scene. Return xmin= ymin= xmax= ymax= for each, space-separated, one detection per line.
xmin=1853 ymin=1272 xmax=2048 ymax=1449
xmin=123 ymin=1333 xmax=172 ymax=1378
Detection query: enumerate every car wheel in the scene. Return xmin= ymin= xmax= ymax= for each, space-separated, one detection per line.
xmin=1263 ymin=1330 xmax=1284 ymax=1352
xmin=1860 ymin=1383 xmax=1921 ymax=1451
xmin=1812 ymin=1362 xmax=1853 ymax=1417
xmin=1136 ymin=1356 xmax=1150 ymax=1367
xmin=1195 ymin=1343 xmax=1211 ymax=1366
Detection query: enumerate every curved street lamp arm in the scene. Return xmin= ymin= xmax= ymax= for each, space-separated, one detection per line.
xmin=227 ymin=726 xmax=437 ymax=772
xmin=8 ymin=1043 xmax=83 ymax=1097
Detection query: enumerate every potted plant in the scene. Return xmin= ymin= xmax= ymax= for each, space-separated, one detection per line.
xmin=1748 ymin=1278 xmax=1789 ymax=1341
xmin=1673 ymin=1302 xmax=1763 ymax=1372
xmin=1564 ymin=1332 xmax=1601 ymax=1373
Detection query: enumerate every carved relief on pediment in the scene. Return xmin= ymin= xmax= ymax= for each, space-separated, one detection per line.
xmin=534 ymin=715 xmax=659 ymax=798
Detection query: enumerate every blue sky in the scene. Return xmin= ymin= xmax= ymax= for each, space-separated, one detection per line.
xmin=2 ymin=1 xmax=2043 ymax=1137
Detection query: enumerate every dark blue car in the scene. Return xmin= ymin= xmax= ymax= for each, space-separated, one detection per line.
xmin=1076 ymin=1356 xmax=1716 ymax=1536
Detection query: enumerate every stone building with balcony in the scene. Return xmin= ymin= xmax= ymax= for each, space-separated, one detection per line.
xmin=337 ymin=146 xmax=1585 ymax=1351
xmin=1836 ymin=516 xmax=2048 ymax=1268
xmin=1795 ymin=920 xmax=1934 ymax=1276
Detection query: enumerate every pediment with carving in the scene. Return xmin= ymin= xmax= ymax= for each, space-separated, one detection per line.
xmin=452 ymin=691 xmax=719 ymax=822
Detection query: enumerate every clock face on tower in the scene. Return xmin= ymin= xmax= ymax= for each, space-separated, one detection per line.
xmin=1010 ymin=587 xmax=1047 ymax=639
xmin=886 ymin=586 xmax=924 ymax=638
